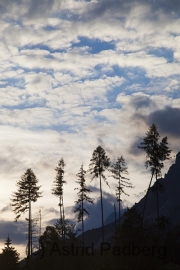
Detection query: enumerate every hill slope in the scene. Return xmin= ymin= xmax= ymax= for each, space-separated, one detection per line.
xmin=136 ymin=151 xmax=180 ymax=224
xmin=79 ymin=152 xmax=180 ymax=246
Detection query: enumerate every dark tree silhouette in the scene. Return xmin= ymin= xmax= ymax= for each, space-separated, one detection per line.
xmin=54 ymin=219 xmax=79 ymax=245
xmin=11 ymin=168 xmax=42 ymax=259
xmin=52 ymin=158 xmax=66 ymax=239
xmin=74 ymin=164 xmax=94 ymax=243
xmin=39 ymin=221 xmax=79 ymax=256
xmin=138 ymin=123 xmax=171 ymax=224
xmin=39 ymin=226 xmax=60 ymax=250
xmin=110 ymin=156 xmax=133 ymax=226
xmin=0 ymin=235 xmax=20 ymax=270
xmin=88 ymin=145 xmax=110 ymax=242
xmin=114 ymin=206 xmax=142 ymax=244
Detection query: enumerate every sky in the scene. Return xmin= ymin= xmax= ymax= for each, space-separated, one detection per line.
xmin=1 ymin=0 xmax=180 ymax=258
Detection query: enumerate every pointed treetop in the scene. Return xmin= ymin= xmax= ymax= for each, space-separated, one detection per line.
xmin=88 ymin=145 xmax=111 ymax=182
xmin=138 ymin=123 xmax=171 ymax=176
xmin=4 ymin=235 xmax=12 ymax=247
xmin=11 ymin=168 xmax=42 ymax=221
xmin=52 ymin=158 xmax=66 ymax=197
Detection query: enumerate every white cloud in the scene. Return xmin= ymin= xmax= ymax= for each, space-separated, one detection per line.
xmin=0 ymin=0 xmax=180 ymax=258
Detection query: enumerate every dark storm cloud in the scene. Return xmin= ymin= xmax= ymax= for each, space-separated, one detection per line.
xmin=151 ymin=0 xmax=180 ymax=14
xmin=0 ymin=0 xmax=179 ymax=22
xmin=128 ymin=108 xmax=176 ymax=167
xmin=38 ymin=191 xmax=127 ymax=235
xmin=82 ymin=0 xmax=132 ymax=19
xmin=130 ymin=94 xmax=156 ymax=111
xmin=74 ymin=191 xmax=125 ymax=230
xmin=81 ymin=0 xmax=180 ymax=21
xmin=0 ymin=220 xmax=27 ymax=244
xmin=129 ymin=136 xmax=143 ymax=156
xmin=147 ymin=107 xmax=180 ymax=138
xmin=0 ymin=0 xmax=21 ymax=13
xmin=25 ymin=0 xmax=61 ymax=19
xmin=132 ymin=106 xmax=180 ymax=142
xmin=48 ymin=192 xmax=125 ymax=230
xmin=86 ymin=185 xmax=100 ymax=193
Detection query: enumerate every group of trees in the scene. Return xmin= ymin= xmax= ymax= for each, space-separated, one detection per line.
xmin=138 ymin=123 xmax=171 ymax=228
xmin=1 ymin=123 xmax=177 ymax=269
xmin=10 ymin=145 xmax=134 ymax=259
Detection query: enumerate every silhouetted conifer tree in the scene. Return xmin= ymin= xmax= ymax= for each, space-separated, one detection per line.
xmin=0 ymin=235 xmax=19 ymax=270
xmin=11 ymin=168 xmax=42 ymax=259
xmin=110 ymin=156 xmax=133 ymax=226
xmin=88 ymin=145 xmax=110 ymax=242
xmin=54 ymin=219 xmax=79 ymax=244
xmin=52 ymin=158 xmax=66 ymax=239
xmin=74 ymin=164 xmax=94 ymax=243
xmin=138 ymin=124 xmax=171 ymax=224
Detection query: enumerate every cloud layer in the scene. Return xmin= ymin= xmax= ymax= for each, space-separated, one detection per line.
xmin=0 ymin=0 xmax=180 ymax=257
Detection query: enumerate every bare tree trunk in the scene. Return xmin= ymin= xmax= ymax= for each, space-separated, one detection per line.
xmin=156 ymin=172 xmax=160 ymax=221
xmin=118 ymin=178 xmax=121 ymax=227
xmin=82 ymin=198 xmax=84 ymax=244
xmin=155 ymin=171 xmax=160 ymax=239
xmin=62 ymin=196 xmax=65 ymax=239
xmin=100 ymin=173 xmax=104 ymax=243
xmin=39 ymin=210 xmax=41 ymax=251
xmin=59 ymin=196 xmax=63 ymax=238
xmin=28 ymin=191 xmax=32 ymax=259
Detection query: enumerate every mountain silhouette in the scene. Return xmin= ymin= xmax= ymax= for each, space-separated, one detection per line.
xmin=79 ymin=152 xmax=180 ymax=246
xmin=136 ymin=151 xmax=180 ymax=224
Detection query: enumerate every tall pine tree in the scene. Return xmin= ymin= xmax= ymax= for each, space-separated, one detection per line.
xmin=88 ymin=146 xmax=110 ymax=242
xmin=110 ymin=156 xmax=133 ymax=226
xmin=74 ymin=164 xmax=94 ymax=243
xmin=138 ymin=124 xmax=171 ymax=224
xmin=11 ymin=168 xmax=42 ymax=259
xmin=52 ymin=158 xmax=66 ymax=239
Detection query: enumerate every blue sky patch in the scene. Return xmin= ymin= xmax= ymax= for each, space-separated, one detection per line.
xmin=112 ymin=65 xmax=150 ymax=86
xmin=72 ymin=37 xmax=115 ymax=54
xmin=0 ymin=78 xmax=25 ymax=90
xmin=148 ymin=47 xmax=174 ymax=63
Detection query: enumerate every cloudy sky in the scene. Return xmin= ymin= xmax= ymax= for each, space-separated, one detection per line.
xmin=1 ymin=0 xmax=180 ymax=258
